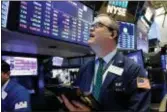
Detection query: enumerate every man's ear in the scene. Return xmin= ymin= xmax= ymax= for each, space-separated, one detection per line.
xmin=109 ymin=30 xmax=117 ymax=39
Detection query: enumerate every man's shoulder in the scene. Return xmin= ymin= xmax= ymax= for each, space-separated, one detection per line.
xmin=8 ymin=80 xmax=29 ymax=94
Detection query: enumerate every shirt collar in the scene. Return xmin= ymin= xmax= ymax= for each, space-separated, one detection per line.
xmin=95 ymin=48 xmax=117 ymax=64
xmin=2 ymin=79 xmax=10 ymax=91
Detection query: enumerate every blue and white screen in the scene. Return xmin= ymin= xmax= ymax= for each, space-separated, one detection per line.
xmin=161 ymin=55 xmax=167 ymax=70
xmin=2 ymin=56 xmax=38 ymax=76
xmin=117 ymin=22 xmax=135 ymax=49
xmin=127 ymin=51 xmax=144 ymax=68
xmin=1 ymin=1 xmax=10 ymax=28
xmin=19 ymin=1 xmax=93 ymax=45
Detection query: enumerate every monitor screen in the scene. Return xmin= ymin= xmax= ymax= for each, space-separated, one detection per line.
xmin=52 ymin=57 xmax=64 ymax=66
xmin=117 ymin=21 xmax=135 ymax=50
xmin=126 ymin=50 xmax=144 ymax=68
xmin=52 ymin=68 xmax=79 ymax=84
xmin=19 ymin=1 xmax=93 ymax=45
xmin=2 ymin=56 xmax=38 ymax=76
xmin=1 ymin=1 xmax=10 ymax=28
xmin=161 ymin=55 xmax=167 ymax=71
xmin=136 ymin=26 xmax=149 ymax=53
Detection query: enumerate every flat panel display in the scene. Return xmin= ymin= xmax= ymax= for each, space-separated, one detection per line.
xmin=19 ymin=1 xmax=93 ymax=45
xmin=52 ymin=57 xmax=64 ymax=66
xmin=136 ymin=26 xmax=149 ymax=53
xmin=52 ymin=68 xmax=79 ymax=84
xmin=1 ymin=1 xmax=10 ymax=28
xmin=161 ymin=55 xmax=167 ymax=71
xmin=117 ymin=21 xmax=135 ymax=50
xmin=2 ymin=56 xmax=38 ymax=76
xmin=127 ymin=50 xmax=144 ymax=68
xmin=136 ymin=19 xmax=149 ymax=53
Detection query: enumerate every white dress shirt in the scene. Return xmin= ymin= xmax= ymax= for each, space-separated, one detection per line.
xmin=2 ymin=79 xmax=10 ymax=91
xmin=90 ymin=48 xmax=117 ymax=93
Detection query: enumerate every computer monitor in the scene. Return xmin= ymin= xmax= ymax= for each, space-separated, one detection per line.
xmin=52 ymin=57 xmax=64 ymax=66
xmin=2 ymin=56 xmax=38 ymax=76
xmin=126 ymin=50 xmax=145 ymax=68
xmin=52 ymin=67 xmax=79 ymax=84
xmin=117 ymin=21 xmax=135 ymax=50
xmin=161 ymin=54 xmax=167 ymax=71
xmin=136 ymin=20 xmax=149 ymax=53
xmin=18 ymin=1 xmax=93 ymax=46
xmin=1 ymin=1 xmax=10 ymax=28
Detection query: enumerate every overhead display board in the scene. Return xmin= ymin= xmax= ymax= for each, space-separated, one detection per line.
xmin=19 ymin=1 xmax=93 ymax=45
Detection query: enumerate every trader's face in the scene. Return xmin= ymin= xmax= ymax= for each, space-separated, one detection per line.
xmin=88 ymin=17 xmax=112 ymax=48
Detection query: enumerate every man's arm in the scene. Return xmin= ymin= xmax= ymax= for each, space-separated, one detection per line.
xmin=12 ymin=89 xmax=31 ymax=112
xmin=128 ymin=66 xmax=151 ymax=112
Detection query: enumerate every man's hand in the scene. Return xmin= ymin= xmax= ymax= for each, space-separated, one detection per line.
xmin=61 ymin=94 xmax=91 ymax=112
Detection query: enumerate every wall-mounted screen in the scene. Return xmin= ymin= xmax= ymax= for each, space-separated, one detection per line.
xmin=161 ymin=54 xmax=167 ymax=71
xmin=117 ymin=21 xmax=135 ymax=50
xmin=52 ymin=57 xmax=64 ymax=66
xmin=136 ymin=18 xmax=149 ymax=53
xmin=136 ymin=27 xmax=149 ymax=53
xmin=126 ymin=50 xmax=144 ymax=68
xmin=2 ymin=56 xmax=38 ymax=76
xmin=19 ymin=1 xmax=93 ymax=45
xmin=1 ymin=1 xmax=10 ymax=28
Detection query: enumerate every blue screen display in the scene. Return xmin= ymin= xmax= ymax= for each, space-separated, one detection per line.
xmin=117 ymin=21 xmax=135 ymax=49
xmin=1 ymin=1 xmax=10 ymax=28
xmin=19 ymin=1 xmax=93 ymax=45
xmin=161 ymin=55 xmax=167 ymax=71
xmin=136 ymin=26 xmax=149 ymax=53
xmin=109 ymin=1 xmax=128 ymax=8
xmin=127 ymin=50 xmax=144 ymax=68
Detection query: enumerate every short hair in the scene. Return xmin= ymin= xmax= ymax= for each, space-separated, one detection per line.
xmin=93 ymin=14 xmax=119 ymax=44
xmin=2 ymin=60 xmax=10 ymax=73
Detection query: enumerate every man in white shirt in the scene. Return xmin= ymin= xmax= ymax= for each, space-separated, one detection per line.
xmin=1 ymin=60 xmax=31 ymax=112
xmin=60 ymin=14 xmax=151 ymax=112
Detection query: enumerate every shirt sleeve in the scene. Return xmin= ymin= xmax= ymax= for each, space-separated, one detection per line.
xmin=128 ymin=65 xmax=151 ymax=112
xmin=12 ymin=89 xmax=31 ymax=112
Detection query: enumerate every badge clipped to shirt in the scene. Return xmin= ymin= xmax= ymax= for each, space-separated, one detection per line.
xmin=137 ymin=77 xmax=151 ymax=89
xmin=15 ymin=101 xmax=28 ymax=110
xmin=107 ymin=64 xmax=124 ymax=76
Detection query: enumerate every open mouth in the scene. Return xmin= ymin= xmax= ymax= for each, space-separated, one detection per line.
xmin=90 ymin=33 xmax=95 ymax=38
